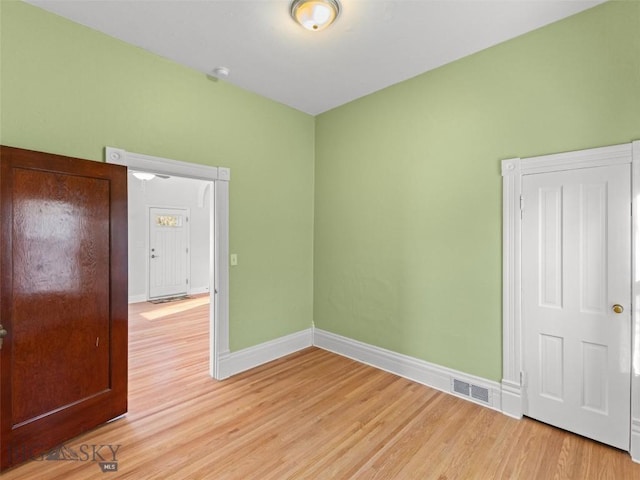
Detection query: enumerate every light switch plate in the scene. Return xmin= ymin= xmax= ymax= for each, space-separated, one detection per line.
xmin=230 ymin=254 xmax=238 ymax=266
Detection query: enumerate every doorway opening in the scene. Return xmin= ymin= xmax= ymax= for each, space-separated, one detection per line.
xmin=106 ymin=146 xmax=230 ymax=379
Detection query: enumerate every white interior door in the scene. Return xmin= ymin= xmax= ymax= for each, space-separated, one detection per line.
xmin=522 ymin=164 xmax=631 ymax=450
xmin=149 ymin=207 xmax=190 ymax=299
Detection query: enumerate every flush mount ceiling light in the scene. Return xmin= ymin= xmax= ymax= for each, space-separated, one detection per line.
xmin=132 ymin=171 xmax=155 ymax=181
xmin=291 ymin=0 xmax=341 ymax=31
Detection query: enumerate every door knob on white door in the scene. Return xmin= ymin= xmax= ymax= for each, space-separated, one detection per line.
xmin=612 ymin=304 xmax=624 ymax=314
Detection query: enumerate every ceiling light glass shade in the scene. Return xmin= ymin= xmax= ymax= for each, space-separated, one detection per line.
xmin=132 ymin=172 xmax=156 ymax=181
xmin=291 ymin=0 xmax=340 ymax=31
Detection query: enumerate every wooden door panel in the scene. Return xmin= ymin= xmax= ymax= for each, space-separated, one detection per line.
xmin=13 ymin=168 xmax=111 ymax=425
xmin=0 ymin=146 xmax=128 ymax=470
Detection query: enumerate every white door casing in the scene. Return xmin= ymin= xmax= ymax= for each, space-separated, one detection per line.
xmin=522 ymin=165 xmax=631 ymax=450
xmin=502 ymin=141 xmax=640 ymax=459
xmin=149 ymin=207 xmax=190 ymax=299
xmin=106 ymin=147 xmax=230 ymax=380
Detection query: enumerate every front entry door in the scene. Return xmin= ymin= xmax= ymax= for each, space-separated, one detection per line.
xmin=148 ymin=207 xmax=189 ymax=299
xmin=0 ymin=146 xmax=128 ymax=470
xmin=522 ymin=163 xmax=631 ymax=449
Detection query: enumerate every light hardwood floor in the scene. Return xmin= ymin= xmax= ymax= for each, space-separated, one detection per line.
xmin=3 ymin=296 xmax=640 ymax=479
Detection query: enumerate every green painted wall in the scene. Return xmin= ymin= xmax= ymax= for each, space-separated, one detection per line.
xmin=0 ymin=1 xmax=315 ymax=351
xmin=3 ymin=0 xmax=639 ymax=382
xmin=314 ymin=1 xmax=640 ymax=381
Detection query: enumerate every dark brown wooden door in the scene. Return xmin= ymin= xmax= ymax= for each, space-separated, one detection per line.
xmin=0 ymin=146 xmax=128 ymax=470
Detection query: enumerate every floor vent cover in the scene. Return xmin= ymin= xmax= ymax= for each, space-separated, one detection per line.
xmin=451 ymin=378 xmax=490 ymax=405
xmin=452 ymin=379 xmax=470 ymax=396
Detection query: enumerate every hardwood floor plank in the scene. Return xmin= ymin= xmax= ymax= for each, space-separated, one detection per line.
xmin=3 ymin=295 xmax=640 ymax=479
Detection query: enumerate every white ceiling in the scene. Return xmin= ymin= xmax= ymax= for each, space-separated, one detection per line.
xmin=26 ymin=0 xmax=604 ymax=115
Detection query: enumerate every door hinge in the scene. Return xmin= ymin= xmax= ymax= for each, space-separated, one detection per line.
xmin=519 ymin=195 xmax=524 ymax=216
xmin=186 ymin=278 xmax=189 ymax=284
xmin=520 ymin=371 xmax=527 ymax=387
xmin=186 ymin=216 xmax=189 ymax=222
xmin=186 ymin=247 xmax=189 ymax=254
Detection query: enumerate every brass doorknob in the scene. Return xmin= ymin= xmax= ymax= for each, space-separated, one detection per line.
xmin=613 ymin=304 xmax=624 ymax=314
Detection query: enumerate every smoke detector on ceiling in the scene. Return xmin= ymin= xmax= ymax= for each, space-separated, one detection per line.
xmin=210 ymin=66 xmax=230 ymax=78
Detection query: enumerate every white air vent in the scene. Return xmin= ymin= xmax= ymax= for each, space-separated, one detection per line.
xmin=451 ymin=378 xmax=491 ymax=405
xmin=471 ymin=384 xmax=489 ymax=403
xmin=453 ymin=378 xmax=470 ymax=396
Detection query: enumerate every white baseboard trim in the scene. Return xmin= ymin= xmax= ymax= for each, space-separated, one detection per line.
xmin=215 ymin=327 xmax=502 ymax=414
xmin=218 ymin=328 xmax=313 ymax=380
xmin=313 ymin=328 xmax=502 ymax=412
xmin=631 ymin=418 xmax=640 ymax=463
xmin=500 ymin=379 xmax=523 ymax=419
xmin=189 ymin=286 xmax=210 ymax=296
xmin=128 ymin=294 xmax=147 ymax=304
xmin=130 ymin=289 xmax=209 ymax=304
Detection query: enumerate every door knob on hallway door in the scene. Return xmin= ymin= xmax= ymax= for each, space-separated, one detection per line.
xmin=612 ymin=304 xmax=624 ymax=314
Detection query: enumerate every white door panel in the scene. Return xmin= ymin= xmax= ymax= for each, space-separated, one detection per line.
xmin=523 ymin=164 xmax=630 ymax=450
xmin=149 ymin=207 xmax=190 ymax=299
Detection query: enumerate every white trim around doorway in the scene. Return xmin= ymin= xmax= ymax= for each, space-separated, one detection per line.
xmin=105 ymin=146 xmax=230 ymax=381
xmin=501 ymin=140 xmax=640 ymax=460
